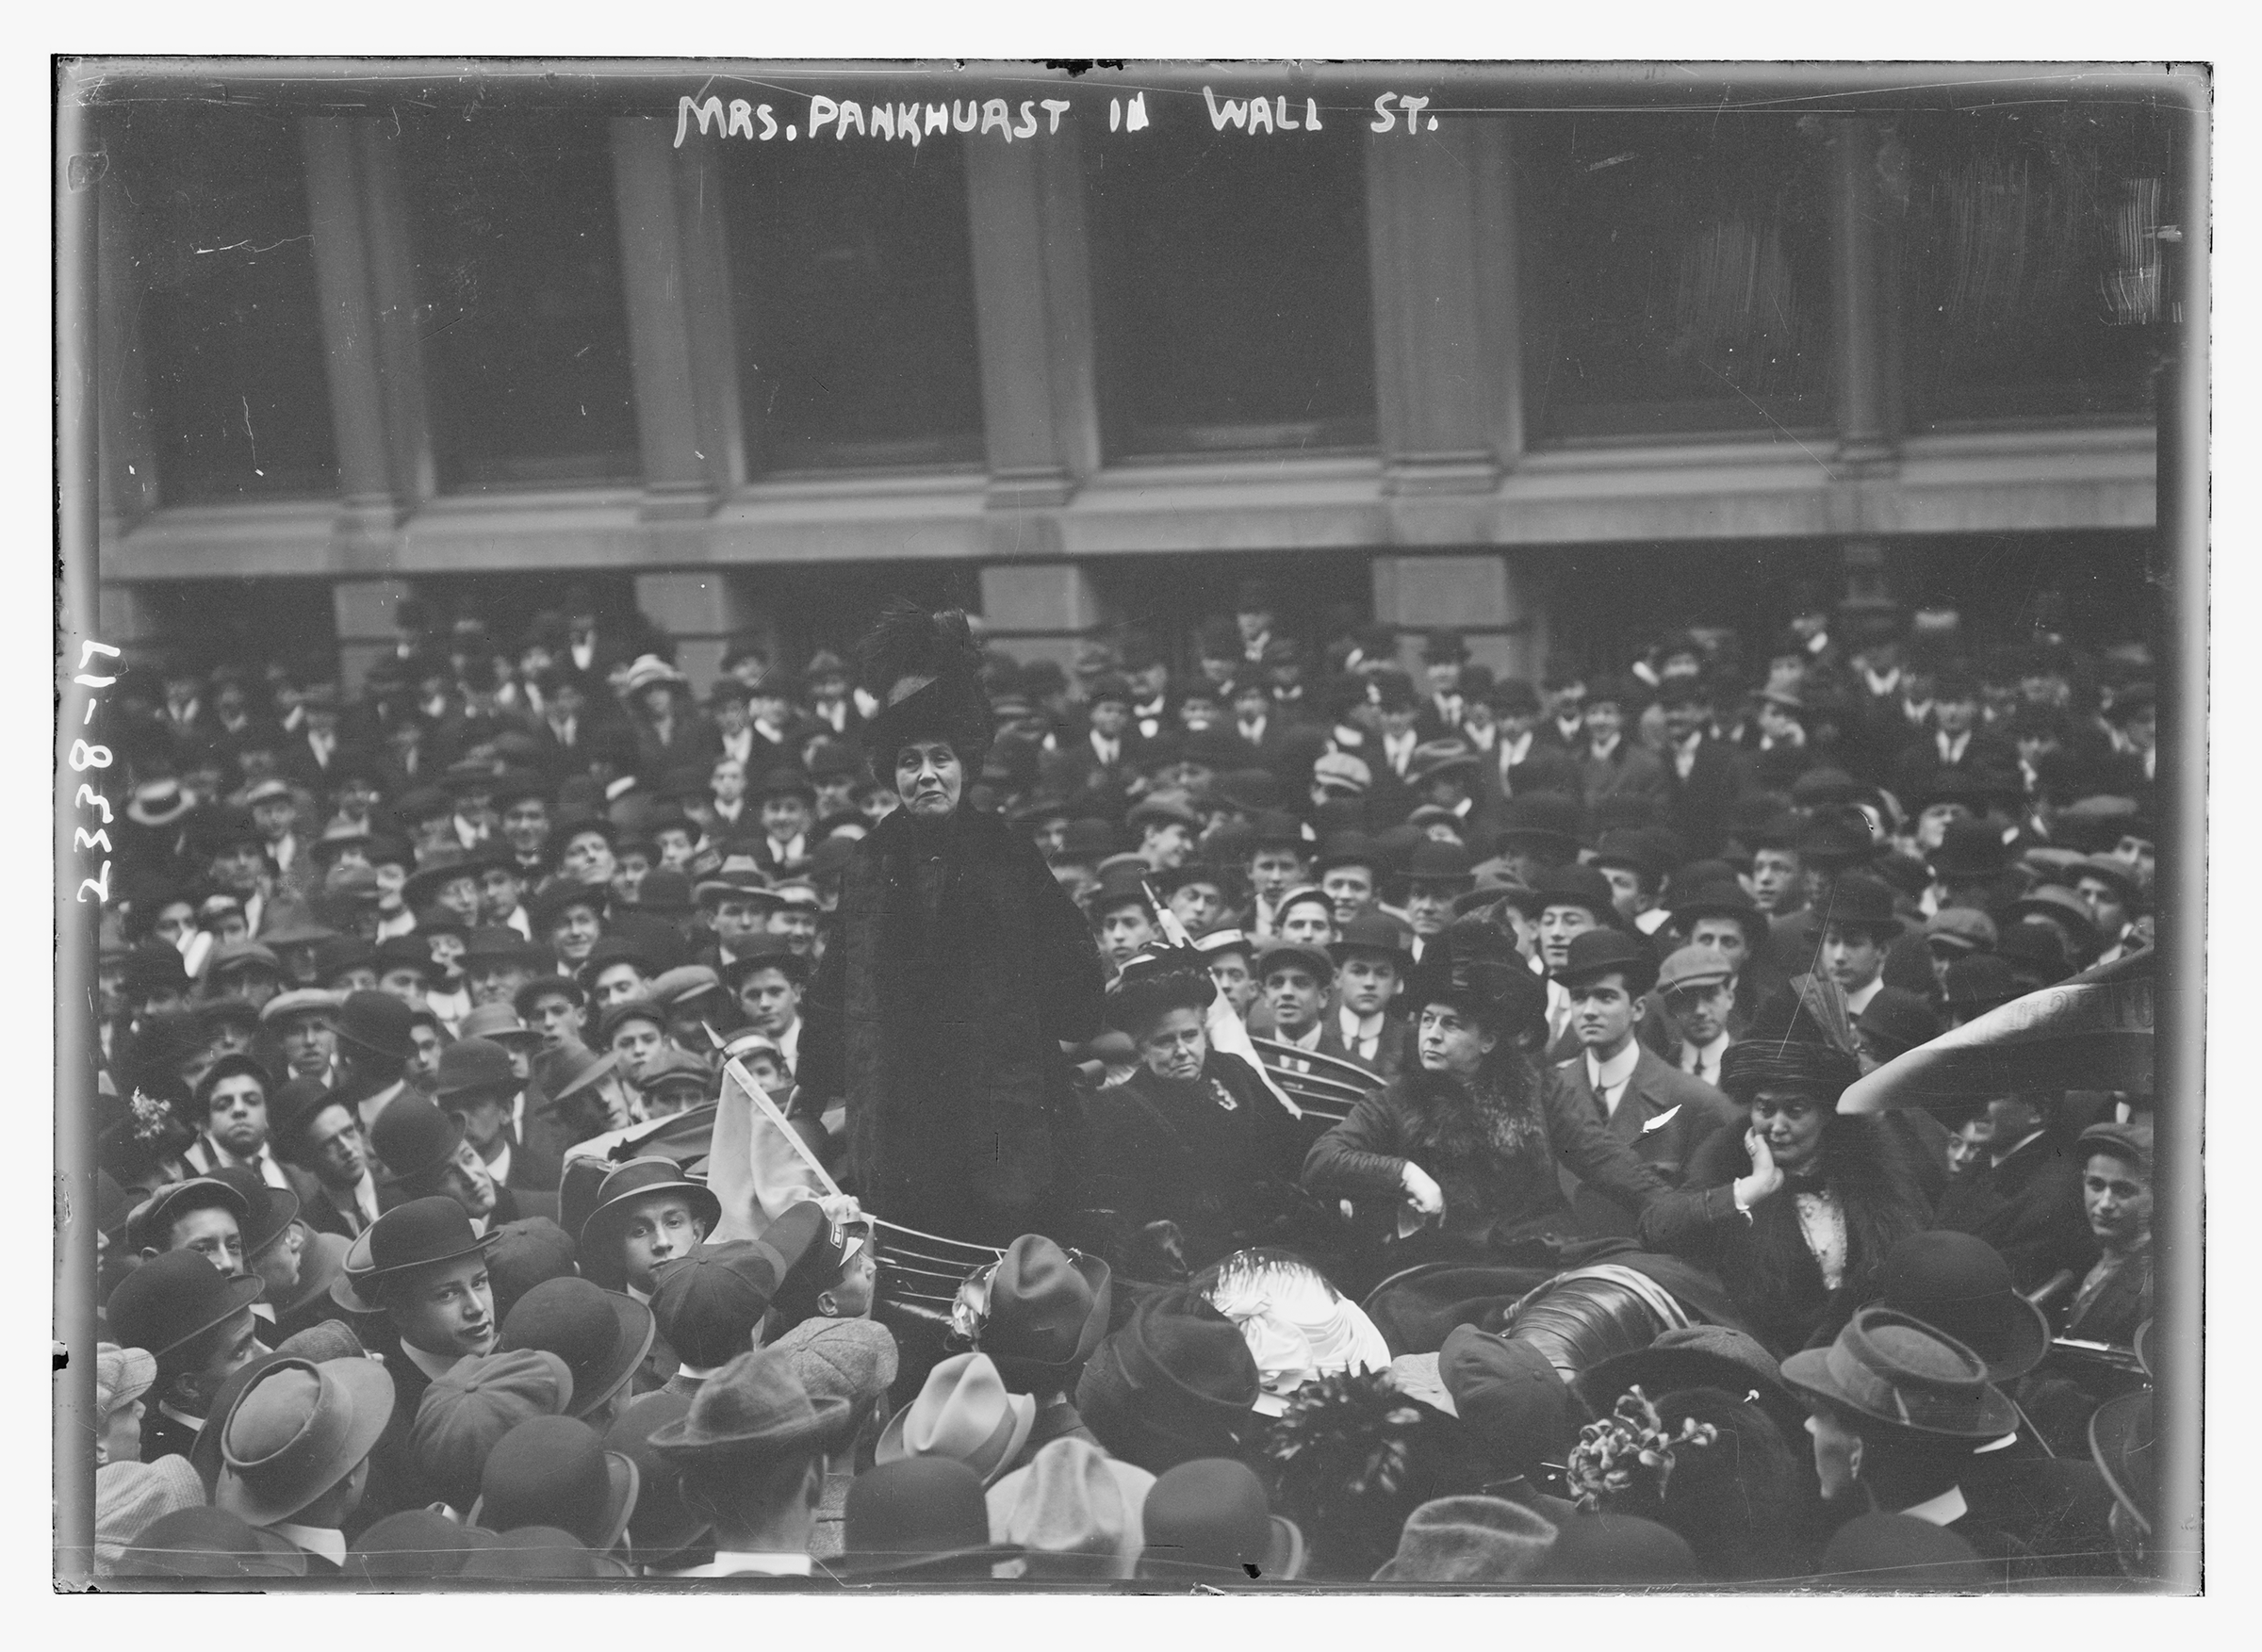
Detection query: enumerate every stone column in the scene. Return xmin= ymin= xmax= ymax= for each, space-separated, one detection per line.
xmin=976 ymin=563 xmax=1103 ymax=673
xmin=331 ymin=578 xmax=415 ymax=694
xmin=1830 ymin=117 xmax=1899 ymax=470
xmin=1370 ymin=552 xmax=1542 ymax=682
xmin=965 ymin=125 xmax=1103 ymax=509
xmin=1366 ymin=116 xmax=1521 ymax=495
xmin=634 ymin=571 xmax=763 ymax=694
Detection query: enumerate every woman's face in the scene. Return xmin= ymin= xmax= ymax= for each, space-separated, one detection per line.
xmin=1137 ymin=1006 xmax=1207 ymax=1083
xmin=1417 ymin=1003 xmax=1496 ymax=1077
xmin=1750 ymin=1090 xmax=1828 ymax=1175
xmin=894 ymin=740 xmax=963 ymax=819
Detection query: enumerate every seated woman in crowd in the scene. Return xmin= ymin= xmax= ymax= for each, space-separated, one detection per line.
xmin=1636 ymin=1029 xmax=1933 ymax=1357
xmin=1301 ymin=916 xmax=1667 ymax=1267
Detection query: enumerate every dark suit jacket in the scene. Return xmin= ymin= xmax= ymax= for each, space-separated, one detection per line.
xmin=1937 ymin=1129 xmax=2099 ymax=1293
xmin=1317 ymin=1015 xmax=1413 ymax=1084
xmin=1548 ymin=1045 xmax=1742 ymax=1236
xmin=1890 ymin=731 xmax=2021 ymax=806
xmin=1578 ymin=740 xmax=1671 ymax=809
xmin=1663 ymin=737 xmax=1746 ymax=859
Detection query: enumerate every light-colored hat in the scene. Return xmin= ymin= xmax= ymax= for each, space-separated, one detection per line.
xmin=985 ymin=1434 xmax=1155 ymax=1579
xmin=877 ymin=1351 xmax=1035 ymax=1487
xmin=95 ymin=1343 xmax=157 ymax=1422
xmin=1656 ymin=944 xmax=1735 ymax=996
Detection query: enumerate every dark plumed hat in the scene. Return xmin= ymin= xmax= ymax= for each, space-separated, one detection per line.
xmin=1105 ymin=952 xmax=1219 ymax=1037
xmin=857 ymin=599 xmax=993 ymax=774
xmin=1401 ymin=914 xmax=1547 ymax=1042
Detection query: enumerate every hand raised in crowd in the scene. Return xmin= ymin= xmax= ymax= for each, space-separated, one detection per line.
xmin=1733 ymin=1127 xmax=1785 ymax=1210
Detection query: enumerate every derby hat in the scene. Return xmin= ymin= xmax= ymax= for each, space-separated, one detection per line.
xmin=1329 ymin=909 xmax=1412 ymax=964
xmin=1371 ymin=1495 xmax=1556 ymax=1584
xmin=1404 ymin=840 xmax=1478 ymax=885
xmin=363 ymin=1195 xmax=500 ymax=1284
xmin=1876 ymin=1231 xmax=2050 ymax=1382
xmin=647 ymin=1242 xmax=779 ymax=1371
xmin=1554 ymin=926 xmax=1660 ymax=997
xmin=114 ymin=1506 xmax=308 ymax=1578
xmin=877 ymin=1351 xmax=1036 ymax=1487
xmin=434 ymin=1036 xmax=518 ymax=1101
xmin=370 ymin=1093 xmax=467 ymax=1187
xmin=498 ymin=1277 xmax=657 ymax=1421
xmin=1134 ymin=1456 xmax=1304 ymax=1584
xmin=106 ymin=1249 xmax=265 ymax=1361
xmin=840 ymin=1457 xmax=1020 ymax=1578
xmin=273 ymin=1230 xmax=352 ymax=1327
xmin=1818 ymin=873 xmax=1900 ymax=933
xmin=648 ymin=1346 xmax=855 ymax=1463
xmin=1529 ymin=863 xmax=1618 ymax=925
xmin=1077 ymin=1288 xmax=1264 ymax=1475
xmin=471 ymin=1414 xmax=641 ymax=1554
xmin=1813 ymin=1511 xmax=1992 ymax=1589
xmin=1795 ymin=806 xmax=1882 ymax=866
xmin=1668 ymin=879 xmax=1769 ymax=950
xmin=985 ymin=1434 xmax=1156 ymax=1580
xmin=529 ymin=879 xmax=609 ymax=931
xmin=578 ymin=1157 xmax=721 ymax=1269
xmin=346 ymin=1509 xmax=490 ymax=1580
xmin=1780 ymin=1306 xmax=2018 ymax=1441
xmin=213 ymin=1355 xmax=397 ymax=1526
xmin=602 ymin=1391 xmax=714 ymax=1569
xmin=1928 ymin=817 xmax=2011 ymax=881
xmin=124 ymin=1175 xmax=250 ymax=1256
xmin=982 ymin=1236 xmax=1113 ymax=1390
xmin=332 ymin=989 xmax=418 ymax=1063
xmin=411 ymin=1348 xmax=578 ymax=1512
xmin=633 ymin=866 xmax=697 ymax=916
xmin=1856 ymin=987 xmax=1942 ymax=1063
xmin=484 ymin=1216 xmax=580 ymax=1320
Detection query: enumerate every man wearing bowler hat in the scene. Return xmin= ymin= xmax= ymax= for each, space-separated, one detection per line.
xmin=579 ymin=1157 xmax=723 ymax=1300
xmin=434 ymin=1036 xmax=549 ymax=1205
xmin=1549 ymin=930 xmax=1740 ymax=1236
xmin=1528 ymin=864 xmax=1618 ymax=1055
xmin=355 ymin=1195 xmax=503 ymax=1518
xmin=1815 ymin=873 xmax=1905 ymax=1017
xmin=268 ymin=1079 xmax=381 ymax=1240
xmin=106 ymin=1250 xmax=270 ymax=1464
xmin=212 ymin=1355 xmax=397 ymax=1572
xmin=329 ymin=990 xmax=420 ymax=1135
xmin=499 ymin=1276 xmax=658 ymax=1430
xmin=371 ymin=1092 xmax=522 ymax=1229
xmin=647 ymin=1349 xmax=854 ymax=1578
xmin=1322 ymin=911 xmax=1414 ymax=1078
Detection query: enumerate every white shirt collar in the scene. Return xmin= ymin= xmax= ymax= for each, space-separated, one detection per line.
xmin=1282 ymin=1022 xmax=1322 ymax=1052
xmin=157 ymin=1400 xmax=206 ymax=1432
xmin=1585 ymin=1039 xmax=1641 ymax=1100
xmin=1681 ymin=1029 xmax=1731 ymax=1074
xmin=1992 ymin=1128 xmax=2048 ymax=1167
xmin=1844 ymin=976 xmax=1885 ymax=1015
xmin=400 ymin=1338 xmax=463 ymax=1382
xmin=1898 ymin=1485 xmax=1969 ymax=1528
xmin=1589 ymin=733 xmax=1621 ymax=761
xmin=1501 ymin=729 xmax=1533 ymax=765
xmin=270 ymin=1522 xmax=348 ymax=1566
xmin=1338 ymin=1006 xmax=1385 ymax=1045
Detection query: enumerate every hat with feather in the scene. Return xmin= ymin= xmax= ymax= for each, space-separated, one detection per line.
xmin=856 ymin=599 xmax=994 ymax=777
xmin=1400 ymin=913 xmax=1548 ymax=1044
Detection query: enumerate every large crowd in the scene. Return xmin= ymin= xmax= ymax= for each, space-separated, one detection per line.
xmin=77 ymin=576 xmax=2164 ymax=1588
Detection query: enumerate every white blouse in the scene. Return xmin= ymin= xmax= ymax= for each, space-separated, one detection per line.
xmin=1794 ymin=1189 xmax=1850 ymax=1290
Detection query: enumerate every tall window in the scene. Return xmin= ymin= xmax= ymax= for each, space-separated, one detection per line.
xmin=109 ymin=103 xmax=338 ymax=504
xmin=1084 ymin=105 xmax=1377 ymax=457
xmin=719 ymin=133 xmax=986 ymax=472
xmin=1517 ymin=113 xmax=1836 ymax=443
xmin=403 ymin=108 xmax=642 ymax=489
xmin=1895 ymin=106 xmax=2172 ymax=429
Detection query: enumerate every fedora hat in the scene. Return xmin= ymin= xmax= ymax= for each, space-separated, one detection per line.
xmin=984 ymin=1434 xmax=1156 ymax=1580
xmin=1928 ymin=818 xmax=2010 ymax=880
xmin=1371 ymin=1495 xmax=1556 ymax=1584
xmin=693 ymin=853 xmax=778 ymax=908
xmin=471 ymin=1414 xmax=640 ymax=1554
xmin=878 ymin=1352 xmax=1036 ymax=1488
xmin=1134 ymin=1456 xmax=1304 ymax=1584
xmin=1668 ymin=879 xmax=1768 ymax=948
xmin=1077 ymin=1289 xmax=1264 ymax=1476
xmin=1574 ymin=1324 xmax=1808 ymax=1447
xmin=1554 ymin=927 xmax=1659 ymax=997
xmin=106 ymin=1249 xmax=265 ymax=1361
xmin=114 ymin=1506 xmax=308 ymax=1578
xmin=1875 ymin=1231 xmax=2050 ymax=1383
xmin=578 ymin=1157 xmax=722 ymax=1270
xmin=332 ymin=990 xmax=418 ymax=1063
xmin=213 ymin=1355 xmax=398 ymax=1526
xmin=410 ymin=1349 xmax=577 ymax=1513
xmin=370 ymin=1094 xmax=467 ymax=1187
xmin=2005 ymin=885 xmax=2100 ymax=947
xmin=982 ymin=1236 xmax=1112 ymax=1390
xmin=1497 ymin=792 xmax=1585 ymax=853
xmin=648 ymin=1346 xmax=854 ymax=1463
xmin=1779 ymin=1307 xmax=2018 ymax=1441
xmin=401 ymin=853 xmax=480 ymax=913
xmin=602 ymin=1391 xmax=715 ymax=1569
xmin=498 ymin=1277 xmax=657 ymax=1421
xmin=1329 ymin=909 xmax=1412 ymax=965
xmin=839 ymin=1457 xmax=1020 ymax=1578
xmin=363 ymin=1195 xmax=500 ymax=1284
xmin=456 ymin=1003 xmax=542 ymax=1048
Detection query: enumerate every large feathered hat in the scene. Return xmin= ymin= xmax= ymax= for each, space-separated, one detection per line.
xmin=1401 ymin=914 xmax=1547 ymax=1044
xmin=856 ymin=599 xmax=994 ymax=773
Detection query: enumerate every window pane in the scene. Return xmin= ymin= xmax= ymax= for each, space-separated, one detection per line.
xmin=110 ymin=104 xmax=338 ymax=504
xmin=720 ymin=131 xmax=986 ymax=472
xmin=1518 ymin=114 xmax=1836 ymax=442
xmin=404 ymin=108 xmax=642 ymax=489
xmin=1895 ymin=106 xmax=2172 ymax=429
xmin=1085 ymin=113 xmax=1377 ymax=457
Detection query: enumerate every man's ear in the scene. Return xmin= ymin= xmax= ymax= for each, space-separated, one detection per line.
xmin=692 ymin=1219 xmax=711 ymax=1244
xmin=814 ymin=1289 xmax=839 ymax=1318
